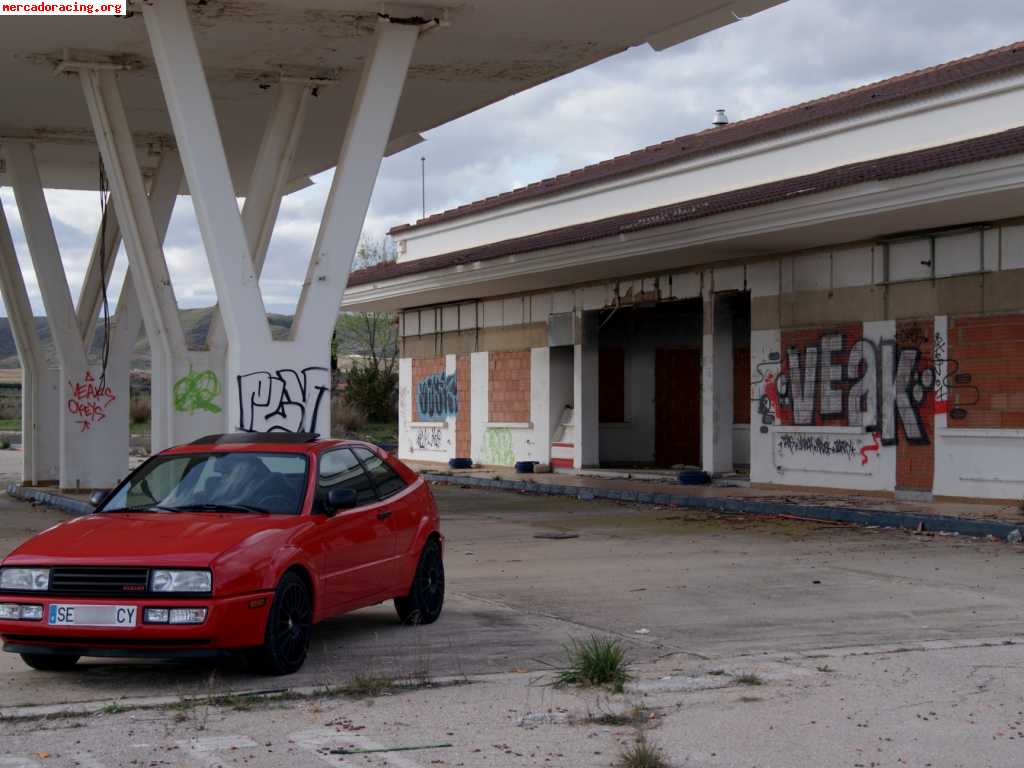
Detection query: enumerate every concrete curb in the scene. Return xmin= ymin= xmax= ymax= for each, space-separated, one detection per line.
xmin=7 ymin=484 xmax=93 ymax=517
xmin=423 ymin=472 xmax=1024 ymax=542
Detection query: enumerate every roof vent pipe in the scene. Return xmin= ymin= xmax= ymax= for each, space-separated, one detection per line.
xmin=713 ymin=109 xmax=729 ymax=127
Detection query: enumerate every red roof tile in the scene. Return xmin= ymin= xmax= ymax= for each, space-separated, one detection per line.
xmin=389 ymin=41 xmax=1024 ymax=235
xmin=351 ymin=125 xmax=1024 ymax=287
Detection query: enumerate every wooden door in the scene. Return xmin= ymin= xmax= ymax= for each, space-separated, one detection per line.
xmin=655 ymin=347 xmax=701 ymax=466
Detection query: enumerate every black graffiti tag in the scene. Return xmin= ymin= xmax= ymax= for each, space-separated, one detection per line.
xmin=237 ymin=367 xmax=329 ymax=433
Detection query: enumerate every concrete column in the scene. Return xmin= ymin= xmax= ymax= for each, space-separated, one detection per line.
xmin=574 ymin=312 xmax=599 ymax=469
xmin=702 ymin=294 xmax=734 ymax=475
xmin=143 ymin=0 xmax=421 ymax=436
xmin=0 ymin=203 xmax=59 ymax=485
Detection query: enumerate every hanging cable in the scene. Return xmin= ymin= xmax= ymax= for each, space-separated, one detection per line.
xmin=96 ymin=153 xmax=112 ymax=390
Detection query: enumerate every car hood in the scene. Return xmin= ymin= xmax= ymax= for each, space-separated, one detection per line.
xmin=2 ymin=512 xmax=302 ymax=568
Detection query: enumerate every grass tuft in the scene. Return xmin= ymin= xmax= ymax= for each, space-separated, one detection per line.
xmin=345 ymin=672 xmax=394 ymax=698
xmin=616 ymin=731 xmax=670 ymax=768
xmin=734 ymin=672 xmax=764 ymax=686
xmin=557 ymin=635 xmax=630 ymax=692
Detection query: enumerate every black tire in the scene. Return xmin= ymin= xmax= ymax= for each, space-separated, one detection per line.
xmin=395 ymin=538 xmax=445 ymax=625
xmin=21 ymin=653 xmax=80 ymax=671
xmin=254 ymin=571 xmax=313 ymax=675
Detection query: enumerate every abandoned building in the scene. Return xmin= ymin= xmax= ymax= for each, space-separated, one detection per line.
xmin=343 ymin=41 xmax=1024 ymax=501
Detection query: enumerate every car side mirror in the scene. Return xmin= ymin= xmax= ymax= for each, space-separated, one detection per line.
xmin=325 ymin=487 xmax=358 ymax=514
xmin=88 ymin=490 xmax=107 ymax=507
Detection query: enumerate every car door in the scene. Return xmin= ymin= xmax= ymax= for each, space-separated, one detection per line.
xmin=351 ymin=447 xmax=415 ymax=586
xmin=316 ymin=448 xmax=396 ymax=612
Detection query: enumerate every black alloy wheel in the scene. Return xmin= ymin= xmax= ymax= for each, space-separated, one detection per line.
xmin=21 ymin=653 xmax=80 ymax=671
xmin=395 ymin=538 xmax=445 ymax=625
xmin=256 ymin=571 xmax=313 ymax=675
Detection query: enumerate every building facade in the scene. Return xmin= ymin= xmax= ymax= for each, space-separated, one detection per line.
xmin=345 ymin=42 xmax=1024 ymax=501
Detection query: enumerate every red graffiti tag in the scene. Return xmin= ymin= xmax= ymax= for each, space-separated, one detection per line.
xmin=859 ymin=432 xmax=881 ymax=465
xmin=67 ymin=371 xmax=117 ymax=432
xmin=764 ymin=372 xmax=781 ymax=412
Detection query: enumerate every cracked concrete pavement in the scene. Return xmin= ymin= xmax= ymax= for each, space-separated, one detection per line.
xmin=2 ymin=482 xmax=1024 ymax=765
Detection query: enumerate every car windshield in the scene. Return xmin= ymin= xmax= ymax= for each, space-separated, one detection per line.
xmin=98 ymin=452 xmax=309 ymax=516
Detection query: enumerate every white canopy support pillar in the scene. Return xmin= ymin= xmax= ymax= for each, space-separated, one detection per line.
xmin=142 ymin=0 xmax=423 ymax=435
xmin=76 ymin=205 xmax=122 ymax=353
xmin=4 ymin=140 xmax=181 ymax=488
xmin=78 ymin=66 xmax=221 ymax=452
xmin=205 ymin=80 xmax=314 ymax=353
xmin=0 ymin=202 xmax=59 ymax=485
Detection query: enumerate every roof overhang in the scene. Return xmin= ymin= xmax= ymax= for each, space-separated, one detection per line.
xmin=341 ymin=152 xmax=1024 ymax=312
xmin=0 ymin=0 xmax=785 ymax=193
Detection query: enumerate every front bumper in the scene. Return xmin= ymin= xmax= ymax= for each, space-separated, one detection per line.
xmin=0 ymin=592 xmax=273 ymax=658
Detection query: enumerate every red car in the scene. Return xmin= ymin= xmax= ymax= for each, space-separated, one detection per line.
xmin=0 ymin=433 xmax=444 ymax=675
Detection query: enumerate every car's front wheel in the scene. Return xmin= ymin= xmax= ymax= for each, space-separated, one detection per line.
xmin=21 ymin=653 xmax=80 ymax=671
xmin=254 ymin=571 xmax=312 ymax=675
xmin=395 ymin=537 xmax=445 ymax=625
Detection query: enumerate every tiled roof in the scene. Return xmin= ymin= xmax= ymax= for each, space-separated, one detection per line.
xmin=389 ymin=41 xmax=1024 ymax=235
xmin=350 ymin=125 xmax=1024 ymax=287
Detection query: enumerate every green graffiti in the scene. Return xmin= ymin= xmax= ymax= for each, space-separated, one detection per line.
xmin=173 ymin=369 xmax=222 ymax=414
xmin=483 ymin=427 xmax=514 ymax=466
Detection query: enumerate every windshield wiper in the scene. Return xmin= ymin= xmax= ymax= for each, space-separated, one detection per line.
xmin=169 ymin=503 xmax=271 ymax=514
xmin=101 ymin=503 xmax=180 ymax=513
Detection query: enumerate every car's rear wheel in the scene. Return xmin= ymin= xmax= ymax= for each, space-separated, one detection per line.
xmin=20 ymin=653 xmax=80 ymax=671
xmin=254 ymin=571 xmax=312 ymax=675
xmin=395 ymin=538 xmax=445 ymax=625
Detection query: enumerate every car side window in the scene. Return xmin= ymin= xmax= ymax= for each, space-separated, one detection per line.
xmin=318 ymin=448 xmax=376 ymax=505
xmin=352 ymin=447 xmax=407 ymax=499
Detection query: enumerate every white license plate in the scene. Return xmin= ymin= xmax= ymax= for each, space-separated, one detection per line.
xmin=48 ymin=604 xmax=138 ymax=628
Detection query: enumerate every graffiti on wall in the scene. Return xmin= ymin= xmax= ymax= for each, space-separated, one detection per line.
xmin=173 ymin=369 xmax=222 ymax=414
xmin=237 ymin=367 xmax=329 ymax=433
xmin=416 ymin=372 xmax=458 ymax=421
xmin=776 ymin=431 xmax=881 ymax=466
xmin=67 ymin=371 xmax=116 ymax=432
xmin=413 ymin=426 xmax=445 ymax=451
xmin=483 ymin=427 xmax=514 ymax=465
xmin=753 ymin=328 xmax=978 ymax=448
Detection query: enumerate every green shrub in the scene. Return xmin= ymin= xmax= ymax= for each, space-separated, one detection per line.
xmin=343 ymin=362 xmax=397 ymax=422
xmin=557 ymin=635 xmax=630 ymax=692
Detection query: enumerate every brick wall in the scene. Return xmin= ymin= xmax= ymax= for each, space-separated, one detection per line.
xmin=948 ymin=313 xmax=1024 ymax=428
xmin=895 ymin=319 xmax=934 ymax=491
xmin=488 ymin=350 xmax=531 ymax=423
xmin=455 ymin=354 xmax=471 ymax=458
xmin=411 ymin=356 xmax=445 ymax=421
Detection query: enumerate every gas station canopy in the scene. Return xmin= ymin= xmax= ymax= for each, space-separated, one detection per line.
xmin=0 ymin=0 xmax=784 ymax=191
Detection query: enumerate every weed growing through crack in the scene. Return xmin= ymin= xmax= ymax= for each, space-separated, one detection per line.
xmin=346 ymin=672 xmax=395 ymax=698
xmin=556 ymin=635 xmax=630 ymax=692
xmin=588 ymin=703 xmax=651 ymax=727
xmin=734 ymin=673 xmax=764 ymax=686
xmin=616 ymin=730 xmax=670 ymax=768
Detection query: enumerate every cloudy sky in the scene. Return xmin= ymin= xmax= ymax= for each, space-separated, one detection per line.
xmin=2 ymin=0 xmax=1023 ymax=317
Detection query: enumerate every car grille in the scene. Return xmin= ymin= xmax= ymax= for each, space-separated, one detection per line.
xmin=48 ymin=567 xmax=150 ymax=597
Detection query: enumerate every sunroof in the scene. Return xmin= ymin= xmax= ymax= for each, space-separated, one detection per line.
xmin=189 ymin=432 xmax=320 ymax=445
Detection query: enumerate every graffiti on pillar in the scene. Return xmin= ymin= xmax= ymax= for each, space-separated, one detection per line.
xmin=67 ymin=371 xmax=116 ymax=432
xmin=932 ymin=329 xmax=978 ymax=421
xmin=413 ymin=426 xmax=445 ymax=451
xmin=483 ymin=427 xmax=514 ymax=466
xmin=173 ymin=369 xmax=222 ymax=414
xmin=751 ymin=351 xmax=782 ymax=434
xmin=416 ymin=373 xmax=458 ymax=421
xmin=237 ymin=367 xmax=329 ymax=433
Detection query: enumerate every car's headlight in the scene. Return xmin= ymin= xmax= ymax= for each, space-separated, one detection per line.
xmin=0 ymin=568 xmax=50 ymax=591
xmin=149 ymin=569 xmax=212 ymax=594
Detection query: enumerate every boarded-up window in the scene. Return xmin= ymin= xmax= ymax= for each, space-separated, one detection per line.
xmin=599 ymin=347 xmax=625 ymax=423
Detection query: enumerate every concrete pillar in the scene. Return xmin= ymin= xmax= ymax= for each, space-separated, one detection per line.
xmin=702 ymin=293 xmax=734 ymax=475
xmin=574 ymin=312 xmax=599 ymax=468
xmin=0 ymin=204 xmax=59 ymax=485
xmin=142 ymin=0 xmax=421 ymax=435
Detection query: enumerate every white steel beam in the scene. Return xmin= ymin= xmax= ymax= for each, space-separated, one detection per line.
xmin=206 ymin=81 xmax=312 ymax=351
xmin=292 ymin=18 xmax=419 ymax=348
xmin=141 ymin=0 xmax=271 ymax=351
xmin=76 ymin=205 xmax=122 ymax=350
xmin=5 ymin=141 xmax=88 ymax=373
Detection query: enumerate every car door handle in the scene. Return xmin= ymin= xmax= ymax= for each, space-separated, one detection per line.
xmin=377 ymin=510 xmax=392 ymax=520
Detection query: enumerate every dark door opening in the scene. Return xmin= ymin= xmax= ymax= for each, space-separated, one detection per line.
xmin=654 ymin=347 xmax=701 ymax=466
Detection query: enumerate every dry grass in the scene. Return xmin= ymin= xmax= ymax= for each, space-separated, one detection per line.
xmin=617 ymin=731 xmax=670 ymax=768
xmin=332 ymin=400 xmax=367 ymax=434
xmin=129 ymin=395 xmax=151 ymax=425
